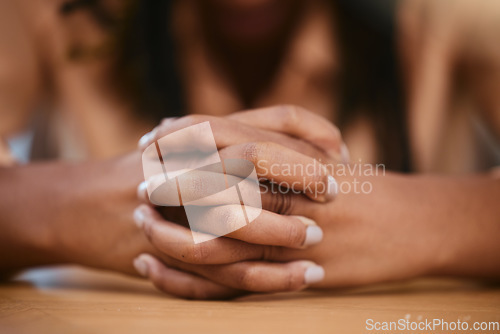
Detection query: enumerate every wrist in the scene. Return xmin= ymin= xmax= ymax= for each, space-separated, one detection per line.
xmin=417 ymin=175 xmax=500 ymax=279
xmin=0 ymin=163 xmax=76 ymax=270
xmin=47 ymin=153 xmax=145 ymax=272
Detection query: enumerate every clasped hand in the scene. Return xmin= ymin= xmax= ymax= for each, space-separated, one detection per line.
xmin=131 ymin=105 xmax=445 ymax=299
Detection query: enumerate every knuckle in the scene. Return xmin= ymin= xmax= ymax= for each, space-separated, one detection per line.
xmin=279 ymin=104 xmax=301 ymax=128
xmin=191 ymin=243 xmax=211 ymax=264
xmin=180 ymin=114 xmax=209 ymax=127
xmin=242 ymin=141 xmax=278 ymax=164
xmin=234 ymin=266 xmax=258 ymax=290
xmin=261 ymin=245 xmax=277 ymax=261
xmin=241 ymin=142 xmax=260 ymax=162
xmin=230 ymin=241 xmax=254 ymax=261
xmin=180 ymin=242 xmax=210 ymax=264
xmin=283 ymin=269 xmax=301 ymax=291
xmin=279 ymin=192 xmax=293 ymax=215
xmin=269 ymin=191 xmax=293 ymax=215
xmin=284 ymin=222 xmax=305 ymax=247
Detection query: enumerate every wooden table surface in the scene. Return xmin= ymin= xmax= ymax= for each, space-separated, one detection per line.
xmin=0 ymin=266 xmax=499 ymax=334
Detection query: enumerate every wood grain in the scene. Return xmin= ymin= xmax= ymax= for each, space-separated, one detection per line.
xmin=0 ymin=266 xmax=499 ymax=334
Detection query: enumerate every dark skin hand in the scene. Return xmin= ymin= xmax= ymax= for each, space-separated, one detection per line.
xmin=0 ymin=106 xmax=342 ymax=300
xmin=134 ymin=107 xmax=500 ymax=299
xmin=0 ymin=153 xmax=149 ymax=276
xmin=1 ymin=106 xmax=499 ymax=300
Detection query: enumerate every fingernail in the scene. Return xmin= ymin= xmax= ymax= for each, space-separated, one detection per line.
xmin=133 ymin=207 xmax=146 ymax=229
xmin=137 ymin=181 xmax=149 ymax=201
xmin=311 ymin=175 xmax=337 ymax=202
xmin=304 ymin=265 xmax=325 ymax=285
xmin=294 ymin=216 xmax=323 ymax=247
xmin=327 ymin=175 xmax=338 ymax=198
xmin=133 ymin=256 xmax=149 ymax=277
xmin=138 ymin=127 xmax=158 ymax=149
xmin=340 ymin=143 xmax=350 ymax=164
xmin=161 ymin=117 xmax=177 ymax=126
xmin=138 ymin=132 xmax=153 ymax=149
xmin=304 ymin=226 xmax=323 ymax=246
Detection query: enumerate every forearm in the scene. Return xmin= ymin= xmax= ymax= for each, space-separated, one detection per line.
xmin=420 ymin=172 xmax=500 ymax=279
xmin=0 ymin=152 xmax=151 ymax=278
xmin=0 ymin=162 xmax=78 ymax=273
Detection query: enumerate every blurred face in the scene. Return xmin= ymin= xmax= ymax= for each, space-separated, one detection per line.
xmin=198 ymin=0 xmax=303 ymax=45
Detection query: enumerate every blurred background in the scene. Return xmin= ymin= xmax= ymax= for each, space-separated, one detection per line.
xmin=0 ymin=0 xmax=499 ymax=172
